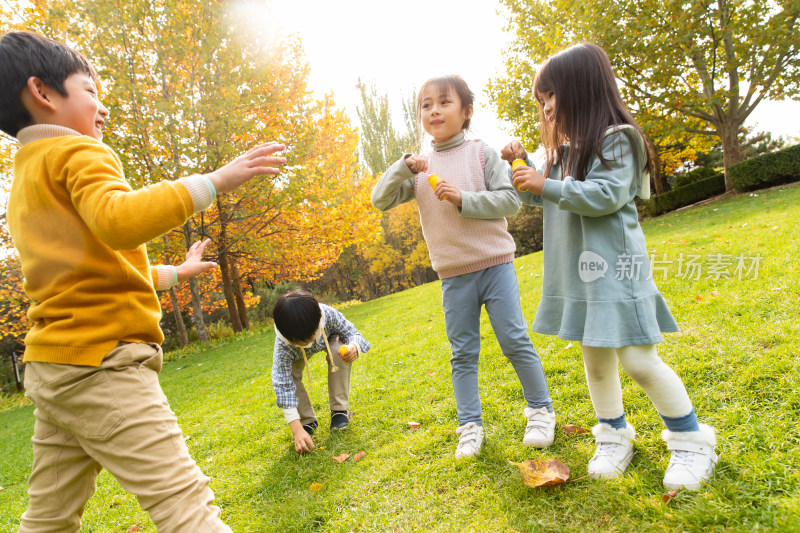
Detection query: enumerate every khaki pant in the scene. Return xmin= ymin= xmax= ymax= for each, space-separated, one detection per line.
xmin=290 ymin=335 xmax=351 ymax=424
xmin=19 ymin=343 xmax=231 ymax=533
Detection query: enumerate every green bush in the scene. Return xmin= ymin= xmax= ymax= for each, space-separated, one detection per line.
xmin=673 ymin=166 xmax=719 ymax=189
xmin=729 ymin=144 xmax=800 ymax=191
xmin=645 ymin=173 xmax=726 ymax=217
xmin=508 ymin=204 xmax=543 ymax=256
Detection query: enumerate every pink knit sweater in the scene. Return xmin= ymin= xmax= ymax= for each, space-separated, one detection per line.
xmin=414 ymin=140 xmax=516 ymax=279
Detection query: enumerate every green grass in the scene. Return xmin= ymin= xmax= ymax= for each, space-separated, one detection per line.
xmin=2 ymin=183 xmax=799 ymax=532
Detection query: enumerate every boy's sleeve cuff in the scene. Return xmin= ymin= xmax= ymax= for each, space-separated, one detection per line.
xmin=154 ymin=265 xmax=178 ymax=290
xmin=179 ymin=174 xmax=216 ymax=213
xmin=283 ymin=408 xmax=300 ymax=424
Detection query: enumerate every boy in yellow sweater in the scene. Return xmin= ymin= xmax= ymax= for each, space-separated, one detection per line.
xmin=0 ymin=31 xmax=285 ymax=532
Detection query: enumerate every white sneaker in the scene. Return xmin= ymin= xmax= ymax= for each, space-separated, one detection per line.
xmin=588 ymin=423 xmax=636 ymax=479
xmin=662 ymin=424 xmax=718 ymax=491
xmin=523 ymin=407 xmax=556 ymax=448
xmin=455 ymin=422 xmax=484 ymax=458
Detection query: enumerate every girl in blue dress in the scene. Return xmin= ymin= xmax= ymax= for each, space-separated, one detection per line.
xmin=501 ymin=43 xmax=717 ymax=491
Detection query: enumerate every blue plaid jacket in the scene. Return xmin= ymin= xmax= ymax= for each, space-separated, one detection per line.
xmin=272 ymin=304 xmax=370 ymax=410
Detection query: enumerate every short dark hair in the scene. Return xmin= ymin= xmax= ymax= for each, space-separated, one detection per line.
xmin=273 ymin=290 xmax=322 ymax=344
xmin=0 ymin=31 xmax=98 ymax=137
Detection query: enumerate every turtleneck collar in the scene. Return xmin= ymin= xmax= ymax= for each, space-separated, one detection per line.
xmin=17 ymin=124 xmax=84 ymax=146
xmin=431 ymin=130 xmax=466 ymax=153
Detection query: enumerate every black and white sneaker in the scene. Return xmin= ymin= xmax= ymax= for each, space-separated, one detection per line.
xmin=302 ymin=420 xmax=319 ymax=435
xmin=330 ymin=411 xmax=349 ymax=430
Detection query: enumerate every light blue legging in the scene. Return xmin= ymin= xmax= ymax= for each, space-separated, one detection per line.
xmin=441 ymin=262 xmax=552 ymax=426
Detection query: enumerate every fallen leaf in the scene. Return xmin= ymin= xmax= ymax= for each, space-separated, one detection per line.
xmin=309 ymin=483 xmax=323 ymax=493
xmin=513 ymin=459 xmax=570 ymax=488
xmin=333 ymin=453 xmax=350 ymax=463
xmin=427 ymin=370 xmax=435 ymax=376
xmin=241 ymin=398 xmax=248 ymax=403
xmin=127 ymin=527 xmax=140 ymax=533
xmin=696 ymin=296 xmax=703 ymax=301
xmin=662 ymin=490 xmax=678 ymax=503
xmin=429 ymin=396 xmax=435 ymax=403
xmin=710 ymin=290 xmax=719 ymax=296
xmin=408 ymin=421 xmax=420 ymax=430
xmin=353 ymin=451 xmax=366 ymax=462
xmin=562 ymin=425 xmax=589 ymax=435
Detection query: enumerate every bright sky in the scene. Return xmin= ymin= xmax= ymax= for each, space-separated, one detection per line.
xmin=255 ymin=0 xmax=800 ymax=151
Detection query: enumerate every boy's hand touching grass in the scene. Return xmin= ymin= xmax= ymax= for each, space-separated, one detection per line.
xmin=207 ymin=142 xmax=286 ymax=194
xmin=289 ymin=420 xmax=315 ymax=454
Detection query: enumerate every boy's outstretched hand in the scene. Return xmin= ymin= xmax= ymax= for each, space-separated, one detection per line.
xmin=176 ymin=239 xmax=217 ymax=282
xmin=207 ymin=142 xmax=286 ymax=194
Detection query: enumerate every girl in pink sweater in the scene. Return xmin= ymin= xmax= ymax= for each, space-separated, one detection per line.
xmin=371 ymin=75 xmax=555 ymax=458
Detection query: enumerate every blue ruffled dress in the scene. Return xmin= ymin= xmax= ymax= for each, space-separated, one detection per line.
xmin=517 ymin=126 xmax=678 ymax=348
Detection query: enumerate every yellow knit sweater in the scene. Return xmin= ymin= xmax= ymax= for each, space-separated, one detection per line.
xmin=9 ymin=130 xmax=205 ymax=366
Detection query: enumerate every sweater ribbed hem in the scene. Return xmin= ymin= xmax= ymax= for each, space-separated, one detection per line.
xmin=21 ymin=340 xmax=124 ymax=367
xmin=437 ymin=254 xmax=515 ymax=280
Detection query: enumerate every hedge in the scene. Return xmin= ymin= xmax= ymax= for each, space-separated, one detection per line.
xmin=729 ymin=144 xmax=800 ymax=191
xmin=645 ymin=173 xmax=726 ymax=217
xmin=673 ymin=166 xmax=719 ymax=189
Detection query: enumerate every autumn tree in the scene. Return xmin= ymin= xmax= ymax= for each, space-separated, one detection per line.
xmin=316 ymin=81 xmax=436 ymax=300
xmin=490 ymin=0 xmax=800 ymax=192
xmin=11 ymin=0 xmax=377 ymax=337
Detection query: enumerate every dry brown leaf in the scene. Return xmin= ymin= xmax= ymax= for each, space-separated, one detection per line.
xmin=333 ymin=453 xmax=350 ymax=463
xmin=309 ymin=482 xmax=323 ymax=493
xmin=562 ymin=425 xmax=589 ymax=435
xmin=127 ymin=527 xmax=140 ymax=533
xmin=408 ymin=421 xmax=420 ymax=430
xmin=662 ymin=490 xmax=678 ymax=503
xmin=513 ymin=459 xmax=570 ymax=488
xmin=427 ymin=370 xmax=435 ymax=376
xmin=353 ymin=451 xmax=366 ymax=462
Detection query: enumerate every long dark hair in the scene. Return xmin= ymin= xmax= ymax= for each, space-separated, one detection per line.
xmin=534 ymin=42 xmax=652 ymax=181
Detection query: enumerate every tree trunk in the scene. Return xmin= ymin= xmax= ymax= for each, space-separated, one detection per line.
xmin=181 ymin=222 xmax=208 ymax=343
xmin=168 ymin=286 xmax=188 ymax=348
xmin=651 ymin=146 xmax=667 ymax=195
xmin=230 ymin=259 xmax=250 ymax=330
xmin=188 ymin=278 xmax=208 ymax=342
xmin=719 ymin=120 xmax=743 ymax=192
xmin=218 ymin=250 xmax=243 ymax=332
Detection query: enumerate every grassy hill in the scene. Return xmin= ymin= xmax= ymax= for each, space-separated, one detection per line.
xmin=2 ymin=183 xmax=799 ymax=532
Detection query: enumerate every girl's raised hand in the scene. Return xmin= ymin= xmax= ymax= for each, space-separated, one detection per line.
xmin=405 ymin=155 xmax=428 ymax=174
xmin=207 ymin=142 xmax=286 ymax=194
xmin=501 ymin=141 xmax=528 ymax=163
xmin=512 ymin=165 xmax=546 ymax=195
